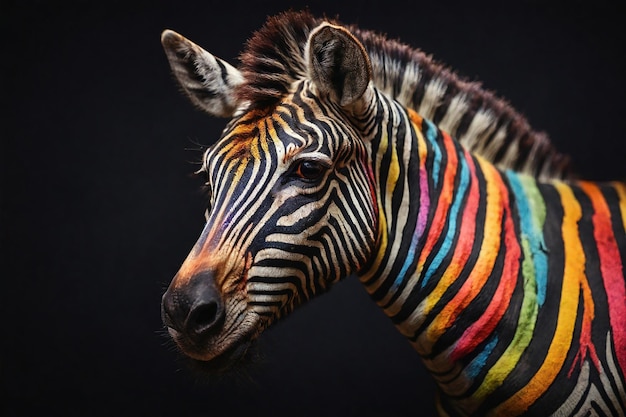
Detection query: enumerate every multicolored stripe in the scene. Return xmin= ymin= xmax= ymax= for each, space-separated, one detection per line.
xmin=359 ymin=92 xmax=626 ymax=415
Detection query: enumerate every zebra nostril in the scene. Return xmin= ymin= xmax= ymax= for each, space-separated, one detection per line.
xmin=187 ymin=299 xmax=224 ymax=337
xmin=193 ymin=302 xmax=217 ymax=326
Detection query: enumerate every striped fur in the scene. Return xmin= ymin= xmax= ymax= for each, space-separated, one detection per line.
xmin=357 ymin=98 xmax=626 ymax=415
xmin=161 ymin=11 xmax=626 ymax=416
xmin=236 ymin=11 xmax=570 ymax=180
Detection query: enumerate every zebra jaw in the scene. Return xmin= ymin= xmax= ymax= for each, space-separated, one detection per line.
xmin=164 ymin=303 xmax=263 ymax=371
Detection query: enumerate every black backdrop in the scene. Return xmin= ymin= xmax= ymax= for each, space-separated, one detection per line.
xmin=2 ymin=1 xmax=625 ymax=416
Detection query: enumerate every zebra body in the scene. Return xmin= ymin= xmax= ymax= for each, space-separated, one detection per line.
xmin=160 ymin=11 xmax=626 ymax=416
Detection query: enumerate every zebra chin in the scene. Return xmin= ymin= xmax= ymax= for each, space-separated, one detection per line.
xmin=168 ymin=327 xmax=258 ymax=374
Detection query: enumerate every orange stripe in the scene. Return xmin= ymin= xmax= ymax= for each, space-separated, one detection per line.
xmin=614 ymin=181 xmax=626 ymax=231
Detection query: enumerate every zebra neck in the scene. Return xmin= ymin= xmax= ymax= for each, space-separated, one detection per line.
xmin=359 ymin=93 xmax=626 ymax=415
xmin=359 ymin=98 xmax=528 ymax=377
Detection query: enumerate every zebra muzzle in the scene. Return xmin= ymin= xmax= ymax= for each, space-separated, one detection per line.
xmin=161 ymin=271 xmax=225 ymax=344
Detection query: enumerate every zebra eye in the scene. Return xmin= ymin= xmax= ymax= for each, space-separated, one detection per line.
xmin=293 ymin=160 xmax=327 ymax=181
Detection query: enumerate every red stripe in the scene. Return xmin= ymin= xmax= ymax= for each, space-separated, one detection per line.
xmin=451 ymin=168 xmax=521 ymax=360
xmin=580 ymin=182 xmax=626 ymax=373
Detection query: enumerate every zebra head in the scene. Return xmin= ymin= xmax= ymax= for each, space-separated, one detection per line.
xmin=160 ymin=22 xmax=381 ymax=369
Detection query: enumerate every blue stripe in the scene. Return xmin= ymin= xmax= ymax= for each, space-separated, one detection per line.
xmin=465 ymin=335 xmax=499 ymax=379
xmin=419 ymin=153 xmax=470 ymax=289
xmin=393 ymin=225 xmax=421 ymax=291
xmin=505 ymin=171 xmax=547 ymax=306
xmin=423 ymin=119 xmax=442 ymax=187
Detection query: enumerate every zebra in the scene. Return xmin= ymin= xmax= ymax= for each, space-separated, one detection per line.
xmin=159 ymin=10 xmax=626 ymax=416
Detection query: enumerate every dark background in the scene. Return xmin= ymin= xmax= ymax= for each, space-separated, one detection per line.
xmin=2 ymin=1 xmax=625 ymax=416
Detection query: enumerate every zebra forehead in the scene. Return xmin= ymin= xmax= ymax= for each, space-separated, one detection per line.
xmin=236 ymin=10 xmax=322 ymax=108
xmin=213 ymin=99 xmax=356 ymax=160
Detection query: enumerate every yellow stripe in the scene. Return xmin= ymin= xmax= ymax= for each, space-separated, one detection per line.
xmin=495 ymin=181 xmax=584 ymax=415
xmin=361 ymin=113 xmax=427 ymax=284
xmin=360 ymin=128 xmax=390 ymax=283
xmin=365 ymin=206 xmax=388 ymax=280
xmin=387 ymin=135 xmax=400 ymax=195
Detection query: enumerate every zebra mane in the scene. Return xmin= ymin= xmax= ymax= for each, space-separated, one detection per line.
xmin=237 ymin=10 xmax=571 ymax=180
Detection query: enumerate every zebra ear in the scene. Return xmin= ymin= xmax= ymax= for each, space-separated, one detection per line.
xmin=161 ymin=29 xmax=244 ymax=118
xmin=307 ymin=23 xmax=372 ymax=109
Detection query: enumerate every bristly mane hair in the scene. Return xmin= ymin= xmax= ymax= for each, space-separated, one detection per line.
xmin=237 ymin=10 xmax=571 ymax=180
